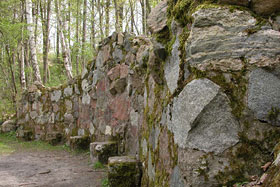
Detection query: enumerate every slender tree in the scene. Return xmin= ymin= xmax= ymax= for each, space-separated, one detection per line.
xmin=40 ymin=0 xmax=51 ymax=84
xmin=81 ymin=0 xmax=87 ymax=68
xmin=55 ymin=0 xmax=73 ymax=81
xmin=26 ymin=0 xmax=42 ymax=83
xmin=105 ymin=0 xmax=110 ymax=37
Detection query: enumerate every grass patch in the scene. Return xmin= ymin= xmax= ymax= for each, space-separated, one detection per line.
xmin=93 ymin=161 xmax=106 ymax=169
xmin=0 ymin=132 xmax=71 ymax=154
xmin=101 ymin=177 xmax=109 ymax=187
xmin=0 ymin=141 xmax=15 ymax=155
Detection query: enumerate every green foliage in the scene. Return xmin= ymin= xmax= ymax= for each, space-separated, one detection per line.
xmin=0 ymin=131 xmax=71 ymax=153
xmin=168 ymin=0 xmax=217 ymax=26
xmin=101 ymin=177 xmax=109 ymax=187
xmin=93 ymin=161 xmax=106 ymax=169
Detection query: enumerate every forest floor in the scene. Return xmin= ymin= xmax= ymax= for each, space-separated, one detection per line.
xmin=0 ymin=133 xmax=107 ymax=187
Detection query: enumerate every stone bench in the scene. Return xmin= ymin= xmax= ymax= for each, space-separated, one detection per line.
xmin=90 ymin=141 xmax=118 ymax=164
xmin=45 ymin=132 xmax=63 ymax=145
xmin=108 ymin=156 xmax=141 ymax=187
xmin=16 ymin=129 xmax=33 ymax=141
xmin=69 ymin=135 xmax=90 ymax=150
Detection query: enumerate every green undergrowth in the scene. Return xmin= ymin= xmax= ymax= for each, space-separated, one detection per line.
xmin=93 ymin=161 xmax=106 ymax=169
xmin=101 ymin=177 xmax=109 ymax=187
xmin=0 ymin=132 xmax=76 ymax=155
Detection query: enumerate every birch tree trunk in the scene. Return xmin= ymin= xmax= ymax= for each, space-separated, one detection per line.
xmin=55 ymin=0 xmax=73 ymax=81
xmin=20 ymin=39 xmax=26 ymax=89
xmin=105 ymin=0 xmax=110 ymax=37
xmin=75 ymin=0 xmax=80 ymax=75
xmin=114 ymin=0 xmax=119 ymax=32
xmin=82 ymin=0 xmax=87 ymax=68
xmin=91 ymin=0 xmax=96 ymax=50
xmin=97 ymin=0 xmax=104 ymax=40
xmin=26 ymin=0 xmax=42 ymax=83
xmin=40 ymin=0 xmax=51 ymax=84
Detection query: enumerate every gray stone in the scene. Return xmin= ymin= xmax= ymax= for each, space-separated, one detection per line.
xmin=147 ymin=1 xmax=168 ymax=34
xmin=64 ymin=113 xmax=74 ymax=123
xmin=136 ymin=45 xmax=149 ymax=67
xmin=81 ymin=68 xmax=88 ymax=79
xmin=36 ymin=115 xmax=49 ymax=125
xmin=70 ymin=136 xmax=90 ymax=150
xmin=90 ymin=141 xmax=118 ymax=164
xmin=65 ymin=100 xmax=72 ymax=112
xmin=1 ymin=120 xmax=16 ymax=132
xmin=109 ymin=78 xmax=127 ymax=95
xmin=272 ymin=16 xmax=280 ymax=31
xmin=149 ymin=127 xmax=160 ymax=150
xmin=142 ymin=139 xmax=147 ymax=156
xmin=51 ymin=90 xmax=62 ymax=102
xmin=30 ymin=111 xmax=38 ymax=120
xmin=92 ymin=69 xmax=103 ymax=87
xmin=108 ymin=156 xmax=141 ymax=187
xmin=218 ymin=0 xmax=249 ymax=7
xmin=164 ymin=37 xmax=181 ymax=93
xmin=112 ymin=47 xmax=123 ymax=63
xmin=64 ymin=86 xmax=73 ymax=97
xmin=82 ymin=93 xmax=91 ymax=105
xmin=117 ymin=33 xmax=124 ymax=45
xmin=252 ymin=0 xmax=280 ymax=16
xmin=82 ymin=79 xmax=90 ymax=92
xmin=167 ymin=79 xmax=239 ymax=154
xmin=186 ymin=7 xmax=280 ymax=72
xmin=50 ymin=113 xmax=55 ymax=124
xmin=248 ymin=68 xmax=280 ymax=125
xmin=170 ymin=166 xmax=184 ymax=187
xmin=148 ymin=152 xmax=155 ymax=180
xmin=74 ymin=84 xmax=80 ymax=95
xmin=124 ymin=36 xmax=132 ymax=52
xmin=130 ymin=110 xmax=139 ymax=127
xmin=78 ymin=128 xmax=85 ymax=136
xmin=96 ymin=45 xmax=111 ymax=68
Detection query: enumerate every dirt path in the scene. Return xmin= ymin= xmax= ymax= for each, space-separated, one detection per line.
xmin=0 ymin=134 xmax=106 ymax=187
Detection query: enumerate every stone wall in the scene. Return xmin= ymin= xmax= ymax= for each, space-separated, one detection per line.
xmin=17 ymin=32 xmax=150 ymax=156
xmin=17 ymin=0 xmax=280 ymax=186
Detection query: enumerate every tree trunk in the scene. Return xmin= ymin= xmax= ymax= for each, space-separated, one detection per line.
xmin=118 ymin=0 xmax=124 ymax=32
xmin=20 ymin=40 xmax=26 ymax=90
xmin=5 ymin=46 xmax=17 ymax=111
xmin=56 ymin=19 xmax=60 ymax=63
xmin=91 ymin=0 xmax=96 ymax=50
xmin=26 ymin=0 xmax=42 ymax=83
xmin=40 ymin=0 xmax=51 ymax=84
xmin=82 ymin=0 xmax=87 ymax=68
xmin=113 ymin=0 xmax=119 ymax=32
xmin=145 ymin=0 xmax=151 ymax=34
xmin=97 ymin=0 xmax=104 ymax=40
xmin=55 ymin=0 xmax=73 ymax=81
xmin=75 ymin=0 xmax=80 ymax=75
xmin=140 ymin=0 xmax=145 ymax=34
xmin=105 ymin=0 xmax=110 ymax=36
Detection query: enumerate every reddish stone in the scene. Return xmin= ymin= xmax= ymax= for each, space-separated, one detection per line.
xmin=90 ymin=99 xmax=97 ymax=110
xmin=107 ymin=65 xmax=120 ymax=81
xmin=158 ymin=128 xmax=172 ymax=175
xmin=96 ymin=78 xmax=106 ymax=93
xmin=80 ymin=120 xmax=90 ymax=129
xmin=110 ymin=119 xmax=119 ymax=127
xmin=109 ymin=95 xmax=130 ymax=121
xmin=53 ymin=104 xmax=59 ymax=113
xmin=125 ymin=52 xmax=136 ymax=65
xmin=119 ymin=64 xmax=129 ymax=79
xmin=34 ymin=125 xmax=43 ymax=135
xmin=103 ymin=44 xmax=111 ymax=62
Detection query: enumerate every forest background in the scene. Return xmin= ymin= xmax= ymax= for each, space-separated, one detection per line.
xmin=0 ymin=0 xmax=159 ymax=120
